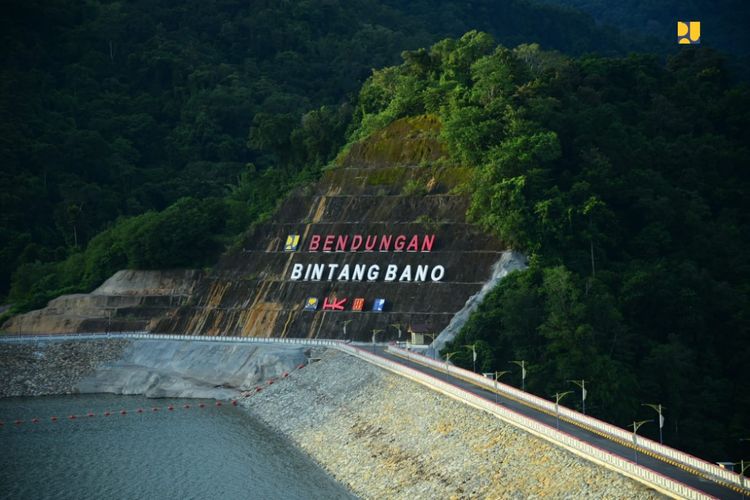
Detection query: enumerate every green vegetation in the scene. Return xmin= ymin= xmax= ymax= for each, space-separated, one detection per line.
xmin=1 ymin=0 xmax=638 ymax=308
xmin=346 ymin=32 xmax=750 ymax=460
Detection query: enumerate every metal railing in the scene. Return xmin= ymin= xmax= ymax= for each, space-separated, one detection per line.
xmin=0 ymin=331 xmax=344 ymax=347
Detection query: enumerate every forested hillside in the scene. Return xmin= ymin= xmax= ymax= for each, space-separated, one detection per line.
xmin=343 ymin=31 xmax=750 ymax=460
xmin=0 ymin=0 xmax=636 ymax=312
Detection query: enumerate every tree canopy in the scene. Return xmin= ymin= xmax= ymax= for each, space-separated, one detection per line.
xmin=345 ymin=32 xmax=750 ymax=460
xmin=0 ymin=0 xmax=639 ymax=306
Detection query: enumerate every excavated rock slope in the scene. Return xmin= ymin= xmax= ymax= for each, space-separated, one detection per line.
xmin=156 ymin=115 xmax=510 ymax=341
xmin=2 ymin=270 xmax=200 ymax=334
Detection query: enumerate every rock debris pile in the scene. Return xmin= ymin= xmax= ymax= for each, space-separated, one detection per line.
xmin=0 ymin=340 xmax=129 ymax=397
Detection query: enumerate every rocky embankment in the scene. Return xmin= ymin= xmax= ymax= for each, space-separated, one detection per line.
xmin=243 ymin=349 xmax=664 ymax=499
xmin=0 ymin=339 xmax=130 ymax=397
xmin=1 ymin=269 xmax=200 ymax=334
xmin=0 ymin=339 xmax=308 ymax=400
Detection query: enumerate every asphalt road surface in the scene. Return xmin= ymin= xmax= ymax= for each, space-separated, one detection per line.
xmin=375 ymin=346 xmax=744 ymax=499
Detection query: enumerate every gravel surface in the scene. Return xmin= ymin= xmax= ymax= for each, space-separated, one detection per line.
xmin=241 ymin=349 xmax=665 ymax=499
xmin=0 ymin=340 xmax=130 ymax=397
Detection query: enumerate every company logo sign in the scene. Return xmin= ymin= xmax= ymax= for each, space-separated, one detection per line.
xmin=284 ymin=234 xmax=300 ymax=252
xmin=372 ymin=298 xmax=385 ymax=312
xmin=677 ymin=21 xmax=700 ymax=44
xmin=303 ymin=297 xmax=319 ymax=311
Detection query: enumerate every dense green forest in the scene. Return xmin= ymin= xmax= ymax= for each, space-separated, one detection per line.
xmin=0 ymin=0 xmax=638 ymax=312
xmin=343 ymin=32 xmax=749 ymax=460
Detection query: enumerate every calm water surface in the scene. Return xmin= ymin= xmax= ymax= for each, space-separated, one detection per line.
xmin=0 ymin=394 xmax=355 ymax=500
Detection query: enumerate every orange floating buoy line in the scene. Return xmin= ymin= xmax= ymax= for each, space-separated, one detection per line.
xmin=1 ymin=361 xmax=311 ymax=428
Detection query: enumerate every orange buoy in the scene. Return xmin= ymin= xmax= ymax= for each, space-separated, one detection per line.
xmin=199 ymin=403 xmax=205 ymax=408
xmin=231 ymin=400 xmax=238 ymax=406
xmin=120 ymin=410 xmax=127 ymax=415
xmin=31 ymin=418 xmax=39 ymax=424
xmin=215 ymin=401 xmax=222 ymax=407
xmin=136 ymin=408 xmax=143 ymax=414
xmin=87 ymin=412 xmax=95 ymax=418
xmin=152 ymin=407 xmax=159 ymax=412
xmin=68 ymin=415 xmax=76 ymax=420
xmin=167 ymin=405 xmax=174 ymax=411
xmin=104 ymin=411 xmax=111 ymax=417
xmin=50 ymin=416 xmax=58 ymax=422
xmin=14 ymin=419 xmax=23 ymax=425
xmin=282 ymin=372 xmax=289 ymax=378
xmin=183 ymin=404 xmax=191 ymax=409
xmin=297 ymin=363 xmax=305 ymax=369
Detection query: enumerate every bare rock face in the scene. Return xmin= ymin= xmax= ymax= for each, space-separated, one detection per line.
xmin=1 ymin=270 xmax=201 ymax=334
xmin=155 ymin=115 xmax=515 ymax=341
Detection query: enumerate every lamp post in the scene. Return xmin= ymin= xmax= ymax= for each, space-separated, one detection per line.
xmin=510 ymin=360 xmax=527 ymax=391
xmin=444 ymin=352 xmax=458 ymax=375
xmin=568 ymin=379 xmax=587 ymax=415
xmin=740 ymin=460 xmax=749 ymax=495
xmin=371 ymin=329 xmax=383 ymax=353
xmin=342 ymin=319 xmax=353 ymax=340
xmin=642 ymin=403 xmax=665 ymax=445
xmin=389 ymin=323 xmax=402 ymax=339
xmin=631 ymin=420 xmax=653 ymax=465
xmin=463 ymin=343 xmax=479 ymax=372
xmin=553 ymin=391 xmax=573 ymax=429
xmin=492 ymin=371 xmax=511 ymax=404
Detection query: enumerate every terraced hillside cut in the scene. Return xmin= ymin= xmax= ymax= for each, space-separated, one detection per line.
xmin=155 ymin=116 xmax=512 ymax=341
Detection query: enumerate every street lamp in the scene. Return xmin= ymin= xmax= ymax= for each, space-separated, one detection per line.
xmin=631 ymin=420 xmax=653 ymax=465
xmin=553 ymin=391 xmax=573 ymax=429
xmin=371 ymin=329 xmax=383 ymax=353
xmin=642 ymin=403 xmax=665 ymax=445
xmin=342 ymin=319 xmax=353 ymax=340
xmin=463 ymin=343 xmax=479 ymax=372
xmin=568 ymin=379 xmax=587 ymax=415
xmin=740 ymin=460 xmax=750 ymax=494
xmin=491 ymin=371 xmax=511 ymax=404
xmin=444 ymin=352 xmax=458 ymax=374
xmin=510 ymin=360 xmax=527 ymax=391
xmin=389 ymin=323 xmax=402 ymax=339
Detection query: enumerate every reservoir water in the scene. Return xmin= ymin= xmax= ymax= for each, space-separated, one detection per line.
xmin=0 ymin=394 xmax=355 ymax=500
